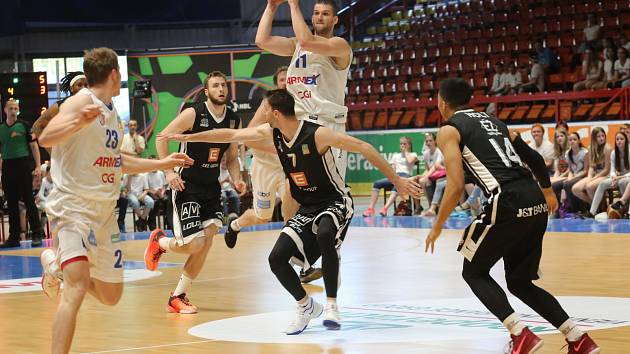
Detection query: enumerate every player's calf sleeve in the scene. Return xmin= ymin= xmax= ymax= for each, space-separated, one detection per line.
xmin=316 ymin=216 xmax=340 ymax=298
xmin=268 ymin=233 xmax=306 ymax=301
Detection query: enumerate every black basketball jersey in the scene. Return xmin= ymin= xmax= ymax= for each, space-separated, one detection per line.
xmin=443 ymin=109 xmax=532 ymax=196
xmin=273 ymin=120 xmax=350 ymax=209
xmin=177 ymin=101 xmax=240 ymax=189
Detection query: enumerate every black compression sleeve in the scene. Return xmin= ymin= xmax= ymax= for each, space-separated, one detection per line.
xmin=511 ymin=135 xmax=551 ymax=188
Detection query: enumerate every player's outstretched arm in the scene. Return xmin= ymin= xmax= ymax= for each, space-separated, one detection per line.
xmin=157 ymin=125 xmax=272 ymax=145
xmin=287 ymin=0 xmax=351 ymax=66
xmin=425 ymin=126 xmax=465 ymax=253
xmin=315 ymin=127 xmax=422 ymax=198
xmin=255 ymin=0 xmax=297 ymax=56
xmin=246 ymin=101 xmax=278 ymax=154
xmin=121 ymin=153 xmax=193 ymax=175
xmin=38 ymin=94 xmax=101 ymax=147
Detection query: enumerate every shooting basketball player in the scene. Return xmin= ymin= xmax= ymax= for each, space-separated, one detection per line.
xmin=158 ymin=89 xmax=422 ymax=334
xmin=223 ymin=66 xmax=322 ymax=283
xmin=37 ymin=47 xmax=193 ymax=354
xmin=424 ymin=78 xmax=601 ymax=354
xmin=255 ymin=0 xmax=352 ymax=178
xmin=32 ymin=71 xmax=88 ymax=138
xmin=145 ymin=71 xmax=245 ymax=314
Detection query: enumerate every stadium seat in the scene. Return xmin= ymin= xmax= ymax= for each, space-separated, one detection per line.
xmin=363 ymin=111 xmax=376 ymax=130
xmin=526 ymin=104 xmax=545 ymax=121
xmin=511 ymin=105 xmax=530 ymax=121
xmin=374 ymin=111 xmax=388 ymax=129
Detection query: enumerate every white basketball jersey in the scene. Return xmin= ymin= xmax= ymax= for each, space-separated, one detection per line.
xmin=251 ymin=123 xmax=282 ymax=167
xmin=50 ymin=88 xmax=123 ymax=201
xmin=286 ymin=43 xmax=352 ymax=124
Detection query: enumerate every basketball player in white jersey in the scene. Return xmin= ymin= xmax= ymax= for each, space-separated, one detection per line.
xmin=255 ymin=0 xmax=352 ymax=179
xmin=37 ymin=47 xmax=193 ymax=354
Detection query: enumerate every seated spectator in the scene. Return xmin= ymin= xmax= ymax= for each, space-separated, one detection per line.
xmin=124 ymin=173 xmax=154 ymax=231
xmin=363 ymin=136 xmax=418 ymax=216
xmin=550 ymin=129 xmax=570 ymax=204
xmin=621 ymin=33 xmax=630 ymax=52
xmin=486 ymin=62 xmax=508 ymax=115
xmin=611 ymin=47 xmax=630 ymax=88
xmin=146 ymin=166 xmax=168 ymax=230
xmin=456 ymin=185 xmax=486 ymax=217
xmin=559 ymin=132 xmax=589 ymax=214
xmin=534 ymin=38 xmax=560 ymax=74
xmin=117 ymin=187 xmax=128 ymax=233
xmin=519 ymin=55 xmax=545 ymax=93
xmin=609 ymin=177 xmax=630 ymax=218
xmin=35 ymin=164 xmax=53 ymax=211
xmin=578 ymin=14 xmax=602 ymax=53
xmin=503 ymin=61 xmax=523 ymax=94
xmin=573 ymin=49 xmax=604 ymax=91
xmin=588 ymin=131 xmax=630 ymax=217
xmin=219 ymin=157 xmax=241 ymax=217
xmin=420 ymin=157 xmax=446 ymax=217
xmin=528 ymin=124 xmax=555 ymax=173
xmin=621 ymin=123 xmax=630 ymax=137
xmin=555 ymin=120 xmax=569 ymax=132
xmin=591 ymin=47 xmax=616 ymax=89
xmin=572 ymin=127 xmax=611 ymax=213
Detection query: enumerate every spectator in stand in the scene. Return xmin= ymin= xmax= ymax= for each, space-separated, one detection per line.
xmin=486 ymin=62 xmax=507 ymax=115
xmin=363 ymin=136 xmax=418 ymax=216
xmin=578 ymin=14 xmax=602 ymax=53
xmin=528 ymin=124 xmax=555 ymax=172
xmin=621 ymin=123 xmax=630 ymax=137
xmin=124 ymin=173 xmax=155 ymax=231
xmin=550 ymin=129 xmax=570 ymax=205
xmin=146 ymin=164 xmax=168 ymax=231
xmin=609 ymin=178 xmax=630 ymax=218
xmin=620 ymin=33 xmax=630 ymax=52
xmin=519 ymin=55 xmax=545 ymax=93
xmin=588 ymin=131 xmax=630 ymax=217
xmin=555 ymin=120 xmax=569 ymax=132
xmin=117 ymin=181 xmax=128 ymax=233
xmin=591 ymin=47 xmax=616 ymax=89
xmin=503 ymin=61 xmax=523 ymax=94
xmin=534 ymin=38 xmax=560 ymax=74
xmin=611 ymin=47 xmax=630 ymax=88
xmin=573 ymin=49 xmax=604 ymax=91
xmin=35 ymin=164 xmax=53 ymax=211
xmin=572 ymin=127 xmax=611 ymax=213
xmin=601 ymin=37 xmax=617 ymax=54
xmin=121 ymin=119 xmax=146 ymax=156
xmin=560 ymin=132 xmax=589 ymax=214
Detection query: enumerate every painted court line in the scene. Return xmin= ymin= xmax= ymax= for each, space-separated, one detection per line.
xmin=82 ymin=339 xmax=218 ymax=353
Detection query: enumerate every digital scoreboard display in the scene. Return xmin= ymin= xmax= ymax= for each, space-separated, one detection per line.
xmin=0 ymin=72 xmax=49 ymax=123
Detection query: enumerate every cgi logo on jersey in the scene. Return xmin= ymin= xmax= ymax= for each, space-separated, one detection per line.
xmin=287 ymin=74 xmax=320 ymax=100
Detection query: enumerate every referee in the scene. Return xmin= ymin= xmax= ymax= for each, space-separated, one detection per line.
xmin=0 ymin=100 xmax=43 ymax=247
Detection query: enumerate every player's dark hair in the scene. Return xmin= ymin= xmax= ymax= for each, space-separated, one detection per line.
xmin=273 ymin=66 xmax=288 ymax=86
xmin=438 ymin=78 xmax=473 ymax=109
xmin=60 ymin=71 xmax=85 ymax=94
xmin=315 ymin=0 xmax=339 ymax=14
xmin=265 ymin=89 xmax=295 ymax=118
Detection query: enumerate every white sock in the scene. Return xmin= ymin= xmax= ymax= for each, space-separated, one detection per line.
xmin=173 ymin=273 xmax=193 ymax=296
xmin=158 ymin=237 xmax=171 ymax=252
xmin=327 ymin=298 xmax=337 ymax=307
xmin=298 ymin=295 xmax=311 ymax=307
xmin=231 ymin=219 xmax=241 ymax=231
xmin=559 ymin=319 xmax=585 ymax=342
xmin=503 ymin=313 xmax=525 ymax=336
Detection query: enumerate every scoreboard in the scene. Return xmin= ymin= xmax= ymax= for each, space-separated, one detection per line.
xmin=0 ymin=72 xmax=48 ymax=123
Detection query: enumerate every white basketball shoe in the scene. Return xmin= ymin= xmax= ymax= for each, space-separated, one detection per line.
xmin=284 ymin=298 xmax=323 ymax=335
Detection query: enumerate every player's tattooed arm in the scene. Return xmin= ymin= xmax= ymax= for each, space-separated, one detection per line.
xmin=315 ymin=126 xmax=422 ymax=199
xmin=255 ymin=0 xmax=297 ymax=56
xmin=32 ymin=103 xmax=60 ymax=138
xmin=38 ymin=94 xmax=100 ymax=147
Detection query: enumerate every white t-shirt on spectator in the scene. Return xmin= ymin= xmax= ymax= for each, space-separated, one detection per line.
xmin=423 ymin=148 xmax=443 ymax=170
xmin=610 ymin=151 xmax=630 ymax=177
xmin=125 ymin=173 xmax=149 ymax=196
xmin=604 ymin=59 xmax=615 ymax=81
xmin=614 ymin=58 xmax=630 ymax=77
xmin=389 ymin=152 xmax=418 ymax=175
xmin=121 ymin=133 xmax=146 ymax=156
xmin=528 ymin=139 xmax=555 ymax=161
xmin=147 ymin=170 xmax=166 ymax=190
xmin=584 ymin=24 xmax=601 ymax=42
xmin=504 ymin=72 xmax=522 ymax=88
xmin=490 ymin=72 xmax=508 ymax=93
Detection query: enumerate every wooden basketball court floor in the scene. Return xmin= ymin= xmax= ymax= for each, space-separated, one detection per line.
xmin=1 ymin=217 xmax=629 ymax=354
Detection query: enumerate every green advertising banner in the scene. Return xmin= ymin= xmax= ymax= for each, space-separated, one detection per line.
xmin=347 ymin=129 xmax=437 ymax=195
